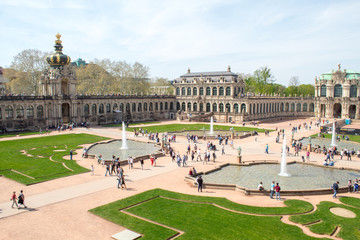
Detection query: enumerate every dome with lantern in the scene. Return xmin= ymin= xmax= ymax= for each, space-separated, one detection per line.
xmin=46 ymin=33 xmax=71 ymax=68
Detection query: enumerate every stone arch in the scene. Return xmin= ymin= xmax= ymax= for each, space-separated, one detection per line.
xmin=349 ymin=105 xmax=356 ymax=119
xmin=333 ymin=103 xmax=342 ymax=118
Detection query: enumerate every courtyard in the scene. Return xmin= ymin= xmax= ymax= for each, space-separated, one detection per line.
xmin=0 ymin=118 xmax=360 ymax=239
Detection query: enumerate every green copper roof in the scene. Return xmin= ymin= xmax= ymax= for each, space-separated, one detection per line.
xmin=320 ymin=69 xmax=360 ymax=80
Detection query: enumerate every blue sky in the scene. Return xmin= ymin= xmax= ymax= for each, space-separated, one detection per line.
xmin=1 ymin=0 xmax=360 ymax=85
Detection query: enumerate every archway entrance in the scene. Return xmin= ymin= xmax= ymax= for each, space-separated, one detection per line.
xmin=62 ymin=103 xmax=70 ymax=123
xmin=349 ymin=105 xmax=356 ymax=119
xmin=333 ymin=103 xmax=342 ymax=119
xmin=320 ymin=104 xmax=326 ymax=118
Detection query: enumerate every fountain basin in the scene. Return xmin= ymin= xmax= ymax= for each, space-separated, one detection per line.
xmin=300 ymin=137 xmax=360 ymax=150
xmin=87 ymin=140 xmax=161 ymax=160
xmin=186 ymin=162 xmax=360 ymax=195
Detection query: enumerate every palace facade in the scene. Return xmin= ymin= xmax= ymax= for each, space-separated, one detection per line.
xmin=1 ymin=34 xmax=358 ymax=131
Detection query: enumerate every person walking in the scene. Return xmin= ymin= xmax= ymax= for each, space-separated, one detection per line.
xmin=265 ymin=144 xmax=269 ymax=154
xmin=197 ymin=176 xmax=203 ymax=192
xmin=348 ymin=180 xmax=352 ymax=193
xmin=105 ymin=164 xmax=111 ymax=176
xmin=222 ymin=145 xmax=225 ymax=155
xmin=17 ymin=190 xmax=27 ymax=209
xmin=270 ymin=181 xmax=275 ymax=199
xmin=10 ymin=191 xmax=18 ymax=208
xmin=69 ymin=149 xmax=73 ymax=160
xmin=332 ymin=181 xmax=339 ymax=198
xmin=140 ymin=159 xmax=144 ymax=170
xmin=91 ymin=165 xmax=94 ymax=176
xmin=275 ymin=183 xmax=281 ymax=200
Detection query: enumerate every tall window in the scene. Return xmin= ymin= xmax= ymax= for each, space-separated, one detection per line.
xmin=234 ymin=104 xmax=239 ymax=113
xmin=149 ymin=103 xmax=153 ymax=111
xmin=206 ymin=103 xmax=211 ymax=112
xmin=160 ymin=102 xmax=163 ymax=111
xmin=91 ymin=104 xmax=97 ymax=115
xmin=226 ymin=103 xmax=231 ymax=112
xmin=27 ymin=106 xmax=34 ymax=117
xmin=241 ymin=104 xmax=246 ymax=113
xmin=0 ymin=107 xmax=2 ymax=119
xmin=132 ymin=103 xmax=136 ymax=112
xmin=291 ymin=103 xmax=295 ymax=112
xmin=320 ymin=85 xmax=327 ymax=97
xmin=303 ymin=103 xmax=308 ymax=112
xmin=181 ymin=102 xmax=186 ymax=111
xmin=106 ymin=104 xmax=111 ymax=113
xmin=350 ymin=85 xmax=357 ymax=98
xmin=334 ymin=84 xmax=342 ymax=97
xmin=84 ymin=104 xmax=89 ymax=115
xmin=226 ymin=87 xmax=231 ymax=96
xmin=199 ymin=103 xmax=203 ymax=112
xmin=16 ymin=106 xmax=24 ymax=118
xmin=187 ymin=87 xmax=191 ymax=95
xmin=144 ymin=103 xmax=148 ymax=111
xmin=5 ymin=106 xmax=13 ymax=118
xmin=199 ymin=87 xmax=204 ymax=96
xmin=219 ymin=103 xmax=224 ymax=112
xmin=181 ymin=87 xmax=186 ymax=96
xmin=193 ymin=87 xmax=197 ymax=96
xmin=138 ymin=103 xmax=142 ymax=112
xmin=219 ymin=87 xmax=224 ymax=96
xmin=296 ymin=103 xmax=301 ymax=112
xmin=176 ymin=87 xmax=180 ymax=95
xmin=120 ymin=103 xmax=124 ymax=112
xmin=206 ymin=87 xmax=211 ymax=96
xmin=187 ymin=102 xmax=191 ymax=111
xmin=165 ymin=102 xmax=168 ymax=110
xmin=193 ymin=103 xmax=197 ymax=111
xmin=113 ymin=103 xmax=118 ymax=110
xmin=170 ymin=102 xmax=173 ymax=110
xmin=155 ymin=103 xmax=158 ymax=111
xmin=99 ymin=104 xmax=104 ymax=114
xmin=212 ymin=87 xmax=217 ymax=96
xmin=212 ymin=103 xmax=217 ymax=112
xmin=309 ymin=103 xmax=314 ymax=112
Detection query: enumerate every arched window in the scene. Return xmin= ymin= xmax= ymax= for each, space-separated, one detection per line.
xmin=132 ymin=103 xmax=136 ymax=112
xmin=193 ymin=102 xmax=197 ymax=111
xmin=206 ymin=103 xmax=211 ymax=112
xmin=126 ymin=103 xmax=130 ymax=112
xmin=226 ymin=103 xmax=231 ymax=112
xmin=176 ymin=87 xmax=180 ymax=96
xmin=199 ymin=103 xmax=203 ymax=112
xmin=219 ymin=87 xmax=224 ymax=96
xmin=144 ymin=103 xmax=148 ymax=111
xmin=155 ymin=103 xmax=158 ymax=111
xmin=199 ymin=87 xmax=204 ymax=96
xmin=106 ymin=103 xmax=111 ymax=113
xmin=206 ymin=87 xmax=211 ymax=96
xmin=296 ymin=103 xmax=301 ymax=112
xmin=350 ymin=85 xmax=357 ymax=98
xmin=16 ymin=106 xmax=24 ymax=118
xmin=253 ymin=104 xmax=256 ymax=114
xmin=99 ymin=104 xmax=104 ymax=114
xmin=212 ymin=103 xmax=217 ymax=112
xmin=0 ymin=107 xmax=1 ymax=119
xmin=165 ymin=102 xmax=168 ymax=110
xmin=181 ymin=87 xmax=186 ymax=96
xmin=226 ymin=87 xmax=231 ymax=96
xmin=187 ymin=102 xmax=191 ymax=111
xmin=170 ymin=102 xmax=174 ymax=110
xmin=26 ymin=106 xmax=34 ymax=117
xmin=219 ymin=103 xmax=224 ymax=112
xmin=309 ymin=103 xmax=314 ymax=112
xmin=285 ymin=103 xmax=289 ymax=112
xmin=113 ymin=103 xmax=118 ymax=110
xmin=193 ymin=87 xmax=198 ymax=96
xmin=138 ymin=103 xmax=142 ymax=112
xmin=84 ymin=104 xmax=89 ymax=115
xmin=280 ymin=103 xmax=284 ymax=112
xmin=91 ymin=104 xmax=97 ymax=115
xmin=149 ymin=103 xmax=153 ymax=111
xmin=120 ymin=103 xmax=124 ymax=112
xmin=320 ymin=85 xmax=327 ymax=97
xmin=5 ymin=106 xmax=13 ymax=118
xmin=212 ymin=87 xmax=217 ymax=96
xmin=234 ymin=104 xmax=239 ymax=113
xmin=303 ymin=103 xmax=308 ymax=112
xmin=291 ymin=103 xmax=295 ymax=112
xmin=187 ymin=87 xmax=191 ymax=95
xmin=176 ymin=102 xmax=180 ymax=111
xmin=241 ymin=103 xmax=246 ymax=113
xmin=160 ymin=102 xmax=163 ymax=111
xmin=181 ymin=102 xmax=186 ymax=111
xmin=37 ymin=105 xmax=44 ymax=117
xmin=334 ymin=84 xmax=342 ymax=97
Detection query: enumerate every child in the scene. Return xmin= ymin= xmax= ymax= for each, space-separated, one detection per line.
xmin=10 ymin=191 xmax=18 ymax=208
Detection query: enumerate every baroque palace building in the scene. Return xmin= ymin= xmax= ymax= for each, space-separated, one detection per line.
xmin=0 ymin=34 xmax=358 ymax=131
xmin=314 ymin=64 xmax=360 ymax=119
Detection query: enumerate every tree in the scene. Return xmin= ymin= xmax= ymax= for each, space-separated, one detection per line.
xmin=9 ymin=49 xmax=49 ymax=95
xmin=151 ymin=77 xmax=174 ymax=95
xmin=289 ymin=76 xmax=300 ymax=87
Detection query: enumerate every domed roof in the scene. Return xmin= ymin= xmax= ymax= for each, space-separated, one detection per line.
xmin=46 ymin=33 xmax=71 ymax=68
xmin=320 ymin=64 xmax=360 ymax=80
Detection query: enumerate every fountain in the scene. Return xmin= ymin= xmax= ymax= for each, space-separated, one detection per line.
xmin=331 ymin=122 xmax=337 ymax=147
xmin=279 ymin=136 xmax=290 ymax=177
xmin=209 ymin=116 xmax=214 ymax=135
xmin=121 ymin=121 xmax=128 ymax=149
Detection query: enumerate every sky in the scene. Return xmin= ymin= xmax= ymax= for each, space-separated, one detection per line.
xmin=1 ymin=0 xmax=360 ymax=85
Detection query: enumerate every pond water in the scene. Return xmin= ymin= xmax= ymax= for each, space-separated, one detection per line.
xmin=301 ymin=137 xmax=360 ymax=150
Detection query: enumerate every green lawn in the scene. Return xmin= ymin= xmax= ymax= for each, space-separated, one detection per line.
xmin=0 ymin=131 xmax=50 ymax=138
xmin=127 ymin=123 xmax=270 ymax=133
xmin=90 ymin=189 xmax=319 ymax=240
xmin=0 ymin=133 xmax=108 ymax=185
xmin=311 ymin=133 xmax=360 ymax=144
xmin=290 ymin=197 xmax=360 ymax=239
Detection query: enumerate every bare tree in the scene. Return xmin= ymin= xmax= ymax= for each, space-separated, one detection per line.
xmin=289 ymin=76 xmax=300 ymax=87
